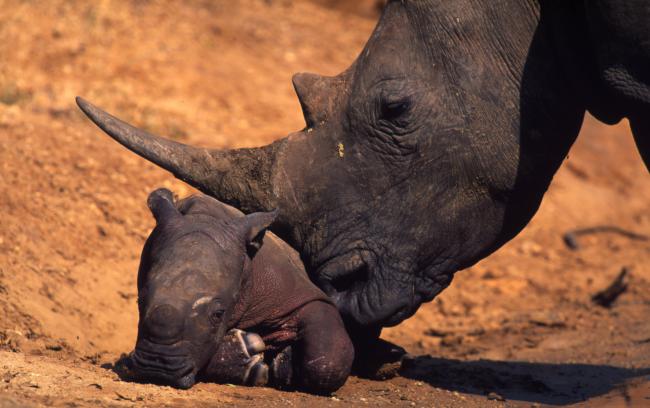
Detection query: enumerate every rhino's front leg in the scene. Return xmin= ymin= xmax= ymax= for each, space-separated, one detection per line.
xmin=203 ymin=329 xmax=269 ymax=386
xmin=285 ymin=301 xmax=355 ymax=394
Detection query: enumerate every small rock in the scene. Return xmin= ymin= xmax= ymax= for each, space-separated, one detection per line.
xmin=519 ymin=241 xmax=544 ymax=257
xmin=45 ymin=343 xmax=63 ymax=351
xmin=528 ymin=311 xmax=566 ymax=328
xmin=487 ymin=392 xmax=505 ymax=401
xmin=2 ymin=372 xmax=17 ymax=383
xmin=441 ymin=335 xmax=463 ymax=347
xmin=425 ymin=328 xmax=450 ymax=338
xmin=115 ymin=392 xmax=136 ymax=402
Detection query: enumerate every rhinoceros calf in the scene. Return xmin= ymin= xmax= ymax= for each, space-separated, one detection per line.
xmin=129 ymin=188 xmax=353 ymax=393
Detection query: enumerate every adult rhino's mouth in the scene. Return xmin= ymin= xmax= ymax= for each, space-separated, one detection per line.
xmin=315 ymin=250 xmax=420 ymax=328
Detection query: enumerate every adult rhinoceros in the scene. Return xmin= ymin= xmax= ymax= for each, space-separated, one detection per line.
xmin=77 ymin=0 xmax=650 ymax=340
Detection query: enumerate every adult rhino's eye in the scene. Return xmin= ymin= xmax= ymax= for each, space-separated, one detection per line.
xmin=380 ymin=98 xmax=412 ymax=121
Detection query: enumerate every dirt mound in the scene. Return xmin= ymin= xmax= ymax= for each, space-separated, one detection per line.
xmin=1 ymin=1 xmax=649 ymax=406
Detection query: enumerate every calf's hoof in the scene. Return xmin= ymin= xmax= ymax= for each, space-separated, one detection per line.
xmin=205 ymin=329 xmax=269 ymax=386
xmin=269 ymin=346 xmax=294 ymax=389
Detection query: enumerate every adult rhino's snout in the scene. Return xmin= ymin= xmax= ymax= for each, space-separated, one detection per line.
xmin=316 ymin=249 xmax=426 ymax=328
xmin=144 ymin=304 xmax=184 ymax=342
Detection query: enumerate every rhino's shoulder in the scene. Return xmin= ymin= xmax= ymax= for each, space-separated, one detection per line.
xmin=246 ymin=233 xmax=332 ymax=320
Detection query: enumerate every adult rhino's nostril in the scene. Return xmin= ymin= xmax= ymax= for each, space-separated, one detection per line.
xmin=145 ymin=304 xmax=183 ymax=341
xmin=317 ymin=250 xmax=372 ymax=296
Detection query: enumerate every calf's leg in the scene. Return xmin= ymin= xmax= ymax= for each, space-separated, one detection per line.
xmin=291 ymin=301 xmax=354 ymax=394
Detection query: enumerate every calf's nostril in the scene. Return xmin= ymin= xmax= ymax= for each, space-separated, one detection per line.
xmin=145 ymin=304 xmax=183 ymax=340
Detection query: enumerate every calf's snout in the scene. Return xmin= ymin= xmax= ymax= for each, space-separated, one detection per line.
xmin=131 ymin=339 xmax=196 ymax=389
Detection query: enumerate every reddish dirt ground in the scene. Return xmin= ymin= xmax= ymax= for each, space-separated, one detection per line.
xmin=1 ymin=1 xmax=649 ymax=406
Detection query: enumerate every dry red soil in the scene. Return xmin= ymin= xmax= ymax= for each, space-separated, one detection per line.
xmin=1 ymin=1 xmax=649 ymax=406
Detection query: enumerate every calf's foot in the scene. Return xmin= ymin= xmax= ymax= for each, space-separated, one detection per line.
xmin=203 ymin=329 xmax=269 ymax=386
xmin=293 ymin=301 xmax=355 ymax=394
xmin=269 ymin=345 xmax=294 ymax=389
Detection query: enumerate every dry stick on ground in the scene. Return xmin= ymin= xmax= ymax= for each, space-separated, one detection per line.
xmin=563 ymin=226 xmax=649 ymax=250
xmin=592 ymin=267 xmax=630 ymax=308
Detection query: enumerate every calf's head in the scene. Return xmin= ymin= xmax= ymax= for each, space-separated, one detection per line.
xmin=131 ymin=188 xmax=276 ymax=389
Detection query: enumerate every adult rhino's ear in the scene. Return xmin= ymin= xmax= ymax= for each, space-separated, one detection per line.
xmin=147 ymin=188 xmax=180 ymax=224
xmin=242 ymin=209 xmax=279 ymax=257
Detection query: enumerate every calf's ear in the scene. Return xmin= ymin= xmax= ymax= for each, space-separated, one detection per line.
xmin=147 ymin=188 xmax=180 ymax=223
xmin=242 ymin=209 xmax=279 ymax=256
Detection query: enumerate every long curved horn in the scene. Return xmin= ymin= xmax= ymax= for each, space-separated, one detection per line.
xmin=76 ymin=97 xmax=283 ymax=214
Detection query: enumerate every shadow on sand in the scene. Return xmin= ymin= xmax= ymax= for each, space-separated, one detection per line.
xmin=400 ymin=355 xmax=650 ymax=405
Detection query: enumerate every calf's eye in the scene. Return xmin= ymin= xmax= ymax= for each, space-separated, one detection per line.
xmin=209 ymin=309 xmax=225 ymax=326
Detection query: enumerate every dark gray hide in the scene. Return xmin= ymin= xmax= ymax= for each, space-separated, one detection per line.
xmin=133 ymin=189 xmax=353 ymax=392
xmin=77 ymin=0 xmax=650 ymax=334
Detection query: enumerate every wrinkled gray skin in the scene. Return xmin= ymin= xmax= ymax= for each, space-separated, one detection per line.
xmin=77 ymin=1 xmax=650 ymax=337
xmin=133 ymin=189 xmax=353 ymax=392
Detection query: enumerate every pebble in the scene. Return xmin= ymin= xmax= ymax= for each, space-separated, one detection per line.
xmin=45 ymin=343 xmax=63 ymax=351
xmin=487 ymin=391 xmax=505 ymax=402
xmin=2 ymin=372 xmax=17 ymax=383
